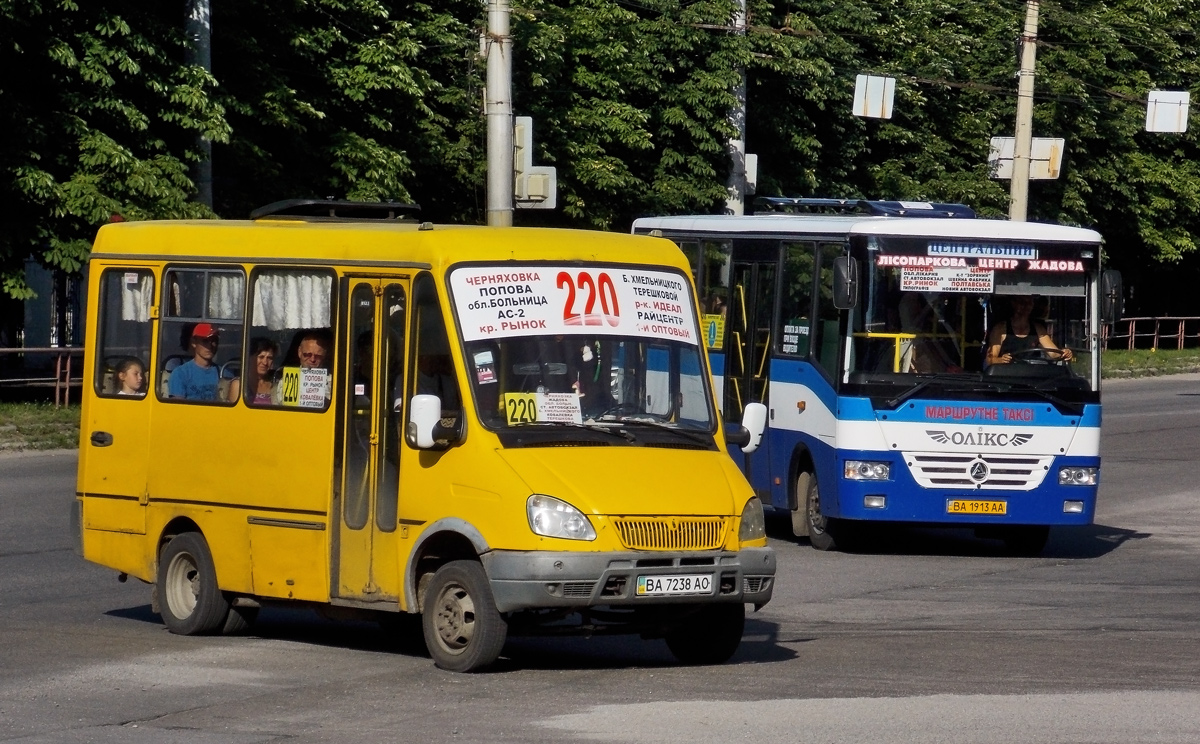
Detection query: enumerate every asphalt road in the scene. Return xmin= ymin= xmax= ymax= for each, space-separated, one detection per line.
xmin=2 ymin=374 xmax=1199 ymax=743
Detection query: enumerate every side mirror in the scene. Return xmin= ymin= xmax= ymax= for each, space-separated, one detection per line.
xmin=407 ymin=394 xmax=442 ymax=449
xmin=1101 ymin=269 xmax=1123 ymax=324
xmin=725 ymin=402 xmax=768 ymax=454
xmin=833 ymin=256 xmax=859 ymax=310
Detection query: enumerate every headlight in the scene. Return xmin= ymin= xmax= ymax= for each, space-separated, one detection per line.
xmin=844 ymin=460 xmax=891 ymax=481
xmin=738 ymin=497 xmax=766 ymax=541
xmin=527 ymin=494 xmax=596 ymax=540
xmin=1058 ymin=466 xmax=1098 ymax=486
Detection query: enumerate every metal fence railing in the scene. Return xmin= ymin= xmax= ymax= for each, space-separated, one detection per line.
xmin=0 ymin=347 xmax=84 ymax=406
xmin=1102 ymin=317 xmax=1200 ymax=352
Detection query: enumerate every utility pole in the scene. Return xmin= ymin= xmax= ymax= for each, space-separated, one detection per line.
xmin=724 ymin=0 xmax=748 ymax=216
xmin=484 ymin=0 xmax=514 ymax=227
xmin=1009 ymin=0 xmax=1039 ymax=222
xmin=185 ymin=0 xmax=213 ymax=209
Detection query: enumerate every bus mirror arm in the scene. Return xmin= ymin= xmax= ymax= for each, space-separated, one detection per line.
xmin=727 ymin=402 xmax=767 ymax=454
xmin=408 ymin=394 xmax=457 ymax=449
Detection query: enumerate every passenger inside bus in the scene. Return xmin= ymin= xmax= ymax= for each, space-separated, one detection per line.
xmin=168 ymin=323 xmax=221 ymax=401
xmin=115 ymin=357 xmax=146 ymax=396
xmin=243 ymin=337 xmax=279 ymax=406
xmin=986 ymin=295 xmax=1073 ymax=366
xmin=898 ymin=292 xmax=962 ymax=374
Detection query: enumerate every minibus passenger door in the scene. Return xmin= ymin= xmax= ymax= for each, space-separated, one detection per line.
xmin=334 ymin=278 xmax=408 ymax=604
xmin=80 ymin=267 xmax=156 ymax=535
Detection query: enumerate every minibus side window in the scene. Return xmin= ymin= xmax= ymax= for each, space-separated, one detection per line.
xmin=812 ymin=244 xmax=842 ymax=379
xmin=409 ymin=273 xmax=462 ymax=430
xmin=94 ymin=269 xmax=154 ymax=398
xmin=158 ymin=267 xmax=245 ymax=405
xmin=243 ymin=268 xmax=335 ymax=411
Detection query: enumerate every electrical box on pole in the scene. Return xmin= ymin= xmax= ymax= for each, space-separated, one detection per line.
xmin=513 ymin=116 xmax=557 ymax=210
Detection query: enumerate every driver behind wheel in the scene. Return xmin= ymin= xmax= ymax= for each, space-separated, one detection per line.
xmin=167 ymin=322 xmax=222 ymax=401
xmin=985 ymin=295 xmax=1073 ymax=366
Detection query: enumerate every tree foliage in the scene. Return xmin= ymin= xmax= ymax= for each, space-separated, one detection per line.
xmin=5 ymin=0 xmax=1200 ymax=312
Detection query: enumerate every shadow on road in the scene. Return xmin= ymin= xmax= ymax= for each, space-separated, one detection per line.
xmin=766 ymin=510 xmax=1146 ymax=560
xmin=104 ymin=602 xmax=797 ymax=673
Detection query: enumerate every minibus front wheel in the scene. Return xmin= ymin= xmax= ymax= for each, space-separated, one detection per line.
xmin=664 ymin=602 xmax=746 ymax=665
xmin=156 ymin=532 xmax=231 ymax=636
xmin=422 ymin=560 xmax=508 ymax=672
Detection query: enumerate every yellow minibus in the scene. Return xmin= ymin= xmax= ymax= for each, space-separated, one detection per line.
xmin=73 ymin=199 xmax=775 ymax=671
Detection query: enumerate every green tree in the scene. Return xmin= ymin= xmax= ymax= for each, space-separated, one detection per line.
xmin=0 ymin=0 xmax=227 ymax=299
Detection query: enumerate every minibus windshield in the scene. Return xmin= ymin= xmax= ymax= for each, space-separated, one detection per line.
xmin=449 ymin=264 xmax=716 ymax=439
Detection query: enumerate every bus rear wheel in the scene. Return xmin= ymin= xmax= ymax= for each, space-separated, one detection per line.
xmin=422 ymin=560 xmax=507 ymax=672
xmin=156 ymin=532 xmax=231 ymax=635
xmin=664 ymin=603 xmax=746 ymax=665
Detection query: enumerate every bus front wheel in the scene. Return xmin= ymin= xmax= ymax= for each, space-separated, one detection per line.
xmin=422 ymin=560 xmax=507 ymax=672
xmin=800 ymin=472 xmax=838 ymax=551
xmin=156 ymin=532 xmax=231 ymax=635
xmin=664 ymin=603 xmax=746 ymax=665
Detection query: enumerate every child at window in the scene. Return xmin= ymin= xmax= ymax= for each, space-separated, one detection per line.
xmin=116 ymin=358 xmax=146 ymax=396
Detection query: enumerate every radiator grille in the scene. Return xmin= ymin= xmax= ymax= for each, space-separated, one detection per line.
xmin=905 ymin=452 xmax=1054 ymax=491
xmin=611 ymin=516 xmax=729 ymax=551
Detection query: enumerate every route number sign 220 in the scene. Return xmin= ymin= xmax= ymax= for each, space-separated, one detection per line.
xmin=558 ymin=271 xmax=619 ymax=327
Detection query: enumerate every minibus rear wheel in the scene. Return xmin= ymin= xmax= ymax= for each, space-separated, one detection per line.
xmin=156 ymin=532 xmax=231 ymax=635
xmin=664 ymin=603 xmax=746 ymax=665
xmin=422 ymin=560 xmax=507 ymax=672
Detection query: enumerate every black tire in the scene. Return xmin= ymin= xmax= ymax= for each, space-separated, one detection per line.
xmin=664 ymin=603 xmax=746 ymax=665
xmin=221 ymin=605 xmax=259 ymax=635
xmin=1003 ymin=525 xmax=1050 ymax=557
xmin=156 ymin=532 xmax=231 ymax=635
xmin=802 ymin=471 xmax=838 ymax=551
xmin=421 ymin=561 xmax=507 ymax=672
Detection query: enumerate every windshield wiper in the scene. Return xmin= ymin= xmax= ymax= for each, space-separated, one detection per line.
xmin=607 ymin=419 xmax=714 ymax=446
xmin=1013 ymin=383 xmax=1085 ymax=416
xmin=883 ymin=373 xmax=987 ymax=409
xmin=509 ymin=421 xmax=637 ymax=442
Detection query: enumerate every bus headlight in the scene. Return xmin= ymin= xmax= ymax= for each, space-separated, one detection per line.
xmin=527 ymin=494 xmax=596 ymax=541
xmin=844 ymin=460 xmax=891 ymax=481
xmin=738 ymin=497 xmax=766 ymax=541
xmin=1058 ymin=466 xmax=1098 ymax=486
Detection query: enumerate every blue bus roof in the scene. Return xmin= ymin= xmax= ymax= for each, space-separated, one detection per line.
xmin=631 ymin=214 xmax=1103 ymax=245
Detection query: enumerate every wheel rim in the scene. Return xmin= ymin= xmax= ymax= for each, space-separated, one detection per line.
xmin=431 ymin=581 xmax=476 ymax=655
xmin=806 ymin=481 xmax=827 ymax=536
xmin=165 ymin=551 xmax=200 ymax=619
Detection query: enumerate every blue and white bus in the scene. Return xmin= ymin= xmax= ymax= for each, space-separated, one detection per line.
xmin=634 ymin=199 xmax=1120 ymax=555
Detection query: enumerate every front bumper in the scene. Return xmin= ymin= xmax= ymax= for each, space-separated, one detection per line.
xmin=481 ymin=547 xmax=776 ymax=613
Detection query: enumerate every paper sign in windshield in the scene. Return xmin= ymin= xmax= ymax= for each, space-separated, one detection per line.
xmin=900 ymin=267 xmax=994 ymax=293
xmin=502 ymin=391 xmax=583 ymax=425
xmin=452 ymin=266 xmax=697 ymax=345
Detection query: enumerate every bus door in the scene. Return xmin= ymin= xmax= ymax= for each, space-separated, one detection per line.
xmin=724 ymin=245 xmax=778 ymax=491
xmin=80 ymin=267 xmax=157 ymax=534
xmin=335 ymin=277 xmax=408 ymax=603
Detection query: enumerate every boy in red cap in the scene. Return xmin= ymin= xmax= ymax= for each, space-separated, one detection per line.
xmin=168 ymin=323 xmax=221 ymax=400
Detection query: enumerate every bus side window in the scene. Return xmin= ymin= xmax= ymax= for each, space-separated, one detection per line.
xmin=157 ymin=268 xmax=245 ymax=405
xmin=812 ymin=243 xmax=842 ymax=378
xmin=94 ymin=269 xmax=155 ymax=398
xmin=780 ymin=242 xmax=816 ymax=357
xmin=410 ymin=273 xmax=462 ymax=426
xmin=244 ymin=268 xmax=335 ymax=410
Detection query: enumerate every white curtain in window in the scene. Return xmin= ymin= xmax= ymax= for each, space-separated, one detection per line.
xmin=252 ymin=272 xmax=332 ymax=330
xmin=208 ymin=274 xmax=245 ymax=319
xmin=120 ymin=275 xmax=154 ymax=322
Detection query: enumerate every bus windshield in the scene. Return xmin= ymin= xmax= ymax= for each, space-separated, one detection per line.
xmin=849 ymin=237 xmax=1096 ymax=394
xmin=448 ymin=264 xmax=716 ymax=442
